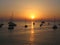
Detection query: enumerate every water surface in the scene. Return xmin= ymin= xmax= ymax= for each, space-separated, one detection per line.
xmin=0 ymin=21 xmax=60 ymax=45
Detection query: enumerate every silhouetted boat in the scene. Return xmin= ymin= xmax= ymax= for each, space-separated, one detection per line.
xmin=0 ymin=19 xmax=4 ymax=28
xmin=33 ymin=22 xmax=35 ymax=25
xmin=40 ymin=23 xmax=43 ymax=27
xmin=8 ymin=21 xmax=16 ymax=26
xmin=52 ymin=16 xmax=58 ymax=29
xmin=53 ymin=25 xmax=58 ymax=29
xmin=8 ymin=13 xmax=16 ymax=26
xmin=24 ymin=24 xmax=28 ymax=28
xmin=8 ymin=12 xmax=16 ymax=29
xmin=24 ymin=25 xmax=28 ymax=28
xmin=0 ymin=24 xmax=4 ymax=28
xmin=41 ymin=21 xmax=45 ymax=24
xmin=39 ymin=21 xmax=45 ymax=27
xmin=24 ymin=16 xmax=28 ymax=28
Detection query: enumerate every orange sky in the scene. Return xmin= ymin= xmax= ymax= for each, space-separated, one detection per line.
xmin=0 ymin=0 xmax=60 ymax=21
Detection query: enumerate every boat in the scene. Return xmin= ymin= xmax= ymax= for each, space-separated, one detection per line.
xmin=24 ymin=24 xmax=28 ymax=28
xmin=24 ymin=16 xmax=28 ymax=28
xmin=0 ymin=24 xmax=4 ymax=28
xmin=8 ymin=12 xmax=16 ymax=29
xmin=40 ymin=21 xmax=45 ymax=27
xmin=0 ymin=18 xmax=4 ymax=28
xmin=53 ymin=25 xmax=58 ymax=29
xmin=52 ymin=16 xmax=58 ymax=29
xmin=41 ymin=21 xmax=45 ymax=24
xmin=33 ymin=22 xmax=35 ymax=25
xmin=8 ymin=21 xmax=16 ymax=26
xmin=40 ymin=23 xmax=43 ymax=27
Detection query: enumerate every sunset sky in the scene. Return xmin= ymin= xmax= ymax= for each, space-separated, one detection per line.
xmin=0 ymin=0 xmax=60 ymax=21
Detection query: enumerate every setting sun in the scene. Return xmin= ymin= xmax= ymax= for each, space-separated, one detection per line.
xmin=31 ymin=15 xmax=35 ymax=19
xmin=30 ymin=13 xmax=35 ymax=20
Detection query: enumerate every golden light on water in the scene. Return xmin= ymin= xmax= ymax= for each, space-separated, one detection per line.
xmin=30 ymin=22 xmax=34 ymax=43
xmin=31 ymin=28 xmax=34 ymax=34
xmin=31 ymin=22 xmax=34 ymax=33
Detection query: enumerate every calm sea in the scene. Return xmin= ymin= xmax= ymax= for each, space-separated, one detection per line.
xmin=0 ymin=21 xmax=60 ymax=45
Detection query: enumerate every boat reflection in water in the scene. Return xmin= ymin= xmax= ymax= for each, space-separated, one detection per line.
xmin=8 ymin=26 xmax=14 ymax=30
xmin=8 ymin=25 xmax=14 ymax=32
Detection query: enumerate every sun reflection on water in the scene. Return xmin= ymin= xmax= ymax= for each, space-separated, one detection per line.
xmin=31 ymin=22 xmax=34 ymax=33
xmin=29 ymin=22 xmax=35 ymax=45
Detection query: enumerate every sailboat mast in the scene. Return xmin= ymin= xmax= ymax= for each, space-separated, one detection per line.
xmin=54 ymin=16 xmax=55 ymax=25
xmin=10 ymin=12 xmax=14 ymax=22
xmin=24 ymin=15 xmax=28 ymax=28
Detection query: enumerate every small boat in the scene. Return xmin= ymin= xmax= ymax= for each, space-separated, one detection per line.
xmin=24 ymin=25 xmax=28 ymax=28
xmin=52 ymin=25 xmax=58 ymax=29
xmin=8 ymin=21 xmax=16 ymax=29
xmin=33 ymin=22 xmax=35 ymax=25
xmin=52 ymin=16 xmax=58 ymax=30
xmin=8 ymin=12 xmax=16 ymax=26
xmin=0 ymin=24 xmax=4 ymax=28
xmin=40 ymin=23 xmax=43 ymax=27
xmin=8 ymin=21 xmax=16 ymax=26
xmin=24 ymin=15 xmax=28 ymax=28
xmin=41 ymin=21 xmax=45 ymax=24
xmin=8 ymin=12 xmax=16 ymax=29
xmin=0 ymin=19 xmax=4 ymax=28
